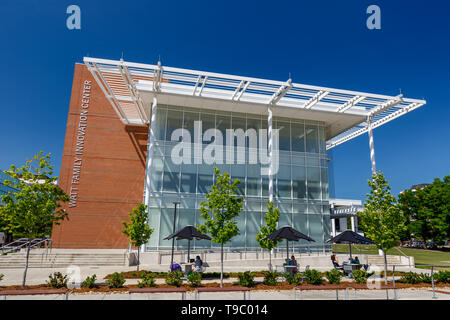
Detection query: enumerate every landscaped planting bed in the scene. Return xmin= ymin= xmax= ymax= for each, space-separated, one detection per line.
xmin=1 ymin=270 xmax=448 ymax=294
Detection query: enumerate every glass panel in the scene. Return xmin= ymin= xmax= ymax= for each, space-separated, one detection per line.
xmin=162 ymin=160 xmax=180 ymax=192
xmin=322 ymin=215 xmax=331 ymax=240
xmin=216 ymin=114 xmax=231 ymax=146
xmin=147 ymin=208 xmax=160 ymax=247
xmin=308 ymin=215 xmax=324 ymax=243
xmin=276 ymin=165 xmax=291 ymax=198
xmin=232 ymin=213 xmax=246 ymax=248
xmin=231 ymin=164 xmax=245 ymax=196
xmin=305 ymin=125 xmax=319 ymax=153
xmin=166 ymin=110 xmax=183 ymax=141
xmin=201 ymin=113 xmax=216 ymax=144
xmin=306 ymin=157 xmax=320 ymax=167
xmin=180 ymin=163 xmax=197 ymax=194
xmin=183 ymin=111 xmax=199 ymax=140
xmin=278 ymin=202 xmax=292 ymax=227
xmin=247 ymin=164 xmax=261 ymax=196
xmin=246 ymin=117 xmax=261 ymax=151
xmin=155 ymin=108 xmax=167 ymax=141
xmin=150 ymin=156 xmax=164 ymax=192
xmin=307 ymin=167 xmax=321 ymax=200
xmin=159 ymin=208 xmax=174 ymax=249
xmin=246 ymin=212 xmax=261 ymax=247
xmin=308 ymin=204 xmax=321 ymax=214
xmin=197 ymin=164 xmax=214 ymax=194
xmin=262 ymin=176 xmax=269 ymax=197
xmin=276 ymin=120 xmax=291 ymax=151
xmin=292 ymin=166 xmax=306 ymax=199
xmin=293 ymin=207 xmax=308 ymax=242
xmin=291 ymin=122 xmax=305 ymax=152
xmin=318 ymin=126 xmax=326 ymax=154
xmin=321 ymin=168 xmax=329 ymax=200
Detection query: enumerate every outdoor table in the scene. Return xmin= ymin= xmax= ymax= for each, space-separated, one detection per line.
xmin=180 ymin=262 xmax=194 ymax=275
xmin=283 ymin=265 xmax=297 ymax=276
xmin=343 ymin=263 xmax=362 ymax=276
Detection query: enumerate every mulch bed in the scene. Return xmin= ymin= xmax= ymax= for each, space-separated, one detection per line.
xmin=1 ymin=281 xmax=448 ymax=294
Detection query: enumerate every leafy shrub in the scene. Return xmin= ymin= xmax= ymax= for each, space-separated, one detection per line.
xmin=284 ymin=272 xmax=303 ymax=285
xmin=0 ymin=274 xmax=4 ymax=282
xmin=304 ymin=269 xmax=324 ymax=285
xmin=419 ymin=273 xmax=432 ymax=284
xmin=352 ymin=269 xmax=374 ymax=284
xmin=165 ymin=271 xmax=184 ymax=287
xmin=46 ymin=272 xmax=68 ymax=288
xmin=187 ymin=272 xmax=202 ymax=287
xmin=238 ymin=271 xmax=255 ymax=287
xmin=106 ymin=272 xmax=126 ymax=288
xmin=138 ymin=272 xmax=156 ymax=288
xmin=263 ymin=271 xmax=279 ymax=286
xmin=400 ymin=272 xmax=421 ymax=284
xmin=81 ymin=274 xmax=97 ymax=288
xmin=325 ymin=269 xmax=342 ymax=284
xmin=434 ymin=270 xmax=450 ymax=284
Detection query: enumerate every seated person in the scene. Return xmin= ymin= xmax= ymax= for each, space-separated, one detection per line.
xmin=331 ymin=253 xmax=340 ymax=267
xmin=290 ymin=255 xmax=298 ymax=273
xmin=193 ymin=255 xmax=203 ymax=272
xmin=171 ymin=263 xmax=182 ymax=272
xmin=353 ymin=256 xmax=360 ymax=264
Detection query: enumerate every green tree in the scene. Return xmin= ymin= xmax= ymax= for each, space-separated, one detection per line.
xmin=256 ymin=200 xmax=282 ymax=271
xmin=358 ymin=171 xmax=407 ymax=284
xmin=197 ymin=167 xmax=243 ymax=287
xmin=0 ymin=152 xmax=69 ymax=287
xmin=122 ymin=204 xmax=154 ymax=271
xmin=399 ymin=176 xmax=450 ymax=245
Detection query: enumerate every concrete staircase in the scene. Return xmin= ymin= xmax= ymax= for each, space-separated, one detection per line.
xmin=0 ymin=249 xmax=128 ymax=268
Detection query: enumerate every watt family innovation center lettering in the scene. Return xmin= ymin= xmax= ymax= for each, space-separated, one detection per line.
xmin=69 ymin=80 xmax=91 ymax=208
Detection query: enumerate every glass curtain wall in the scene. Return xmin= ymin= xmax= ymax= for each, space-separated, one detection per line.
xmin=145 ymin=105 xmax=330 ymax=251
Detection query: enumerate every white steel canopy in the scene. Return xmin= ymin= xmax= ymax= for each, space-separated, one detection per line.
xmin=84 ymin=57 xmax=426 ymax=150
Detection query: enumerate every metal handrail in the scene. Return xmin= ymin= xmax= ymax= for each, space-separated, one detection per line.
xmin=0 ymin=237 xmax=51 ymax=254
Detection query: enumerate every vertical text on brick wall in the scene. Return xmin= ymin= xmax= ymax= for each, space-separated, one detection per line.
xmin=69 ymin=80 xmax=91 ymax=208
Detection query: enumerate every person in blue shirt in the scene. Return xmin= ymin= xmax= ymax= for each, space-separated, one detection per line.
xmin=194 ymin=255 xmax=203 ymax=272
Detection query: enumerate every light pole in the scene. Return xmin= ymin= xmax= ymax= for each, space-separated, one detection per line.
xmin=170 ymin=202 xmax=180 ymax=271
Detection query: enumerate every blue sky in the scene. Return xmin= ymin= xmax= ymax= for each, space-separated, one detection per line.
xmin=0 ymin=0 xmax=449 ymax=201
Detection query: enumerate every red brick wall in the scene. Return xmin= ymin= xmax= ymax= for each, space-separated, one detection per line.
xmin=52 ymin=64 xmax=148 ymax=248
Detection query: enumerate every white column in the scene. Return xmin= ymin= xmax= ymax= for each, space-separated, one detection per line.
xmin=144 ymin=96 xmax=158 ymax=207
xmin=268 ymin=104 xmax=273 ymax=203
xmin=331 ymin=218 xmax=336 ymax=237
xmin=367 ymin=116 xmax=376 ymax=176
xmin=351 ymin=216 xmax=356 ymax=232
xmin=141 ymin=96 xmax=158 ymax=253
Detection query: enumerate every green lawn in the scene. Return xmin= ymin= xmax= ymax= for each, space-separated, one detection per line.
xmin=332 ymin=244 xmax=450 ymax=268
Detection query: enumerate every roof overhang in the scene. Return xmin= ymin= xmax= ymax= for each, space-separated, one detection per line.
xmin=83 ymin=57 xmax=426 ymax=149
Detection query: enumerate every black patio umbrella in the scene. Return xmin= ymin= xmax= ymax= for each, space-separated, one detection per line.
xmin=327 ymin=230 xmax=373 ymax=260
xmin=164 ymin=226 xmax=211 ymax=263
xmin=262 ymin=226 xmax=315 ymax=262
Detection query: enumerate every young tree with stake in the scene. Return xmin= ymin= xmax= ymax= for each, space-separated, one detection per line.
xmin=197 ymin=167 xmax=243 ymax=288
xmin=122 ymin=204 xmax=154 ymax=271
xmin=256 ymin=200 xmax=282 ymax=271
xmin=358 ymin=171 xmax=407 ymax=284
